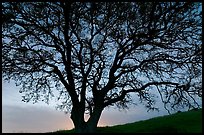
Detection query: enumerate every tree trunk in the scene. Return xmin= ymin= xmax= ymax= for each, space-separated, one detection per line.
xmin=70 ymin=106 xmax=103 ymax=133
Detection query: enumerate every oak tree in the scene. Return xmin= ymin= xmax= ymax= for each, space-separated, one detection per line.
xmin=2 ymin=2 xmax=202 ymax=133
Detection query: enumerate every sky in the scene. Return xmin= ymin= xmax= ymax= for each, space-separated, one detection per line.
xmin=2 ymin=2 xmax=202 ymax=133
xmin=2 ymin=80 xmax=173 ymax=133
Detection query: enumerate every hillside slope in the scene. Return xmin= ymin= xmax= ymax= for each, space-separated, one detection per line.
xmin=97 ymin=108 xmax=202 ymax=133
xmin=54 ymin=108 xmax=202 ymax=133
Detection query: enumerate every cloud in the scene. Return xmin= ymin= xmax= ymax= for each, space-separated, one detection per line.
xmin=99 ymin=104 xmax=168 ymax=127
xmin=2 ymin=80 xmax=75 ymax=133
xmin=2 ymin=102 xmax=169 ymax=133
xmin=2 ymin=80 xmax=169 ymax=133
xmin=4 ymin=80 xmax=193 ymax=133
xmin=2 ymin=104 xmax=73 ymax=133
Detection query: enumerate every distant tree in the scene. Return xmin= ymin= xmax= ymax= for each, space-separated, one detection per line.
xmin=2 ymin=2 xmax=202 ymax=133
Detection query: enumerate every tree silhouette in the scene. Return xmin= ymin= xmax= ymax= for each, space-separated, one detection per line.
xmin=2 ymin=2 xmax=202 ymax=133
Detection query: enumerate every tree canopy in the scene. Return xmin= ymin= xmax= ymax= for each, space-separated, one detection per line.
xmin=2 ymin=2 xmax=202 ymax=133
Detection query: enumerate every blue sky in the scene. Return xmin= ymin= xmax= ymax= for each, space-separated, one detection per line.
xmin=2 ymin=2 xmax=202 ymax=133
xmin=2 ymin=80 xmax=172 ymax=133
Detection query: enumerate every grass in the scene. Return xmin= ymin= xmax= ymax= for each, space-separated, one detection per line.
xmin=53 ymin=108 xmax=202 ymax=133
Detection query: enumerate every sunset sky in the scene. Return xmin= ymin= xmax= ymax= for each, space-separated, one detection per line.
xmin=2 ymin=2 xmax=202 ymax=133
xmin=2 ymin=80 xmax=172 ymax=133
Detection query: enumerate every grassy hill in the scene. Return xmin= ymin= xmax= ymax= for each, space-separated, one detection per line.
xmin=54 ymin=108 xmax=202 ymax=133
